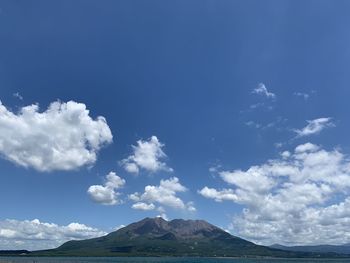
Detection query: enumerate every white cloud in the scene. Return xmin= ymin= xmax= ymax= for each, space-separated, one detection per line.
xmin=129 ymin=177 xmax=195 ymax=212
xmin=274 ymin=142 xmax=283 ymax=148
xmin=0 ymin=219 xmax=106 ymax=250
xmin=219 ymin=169 xmax=275 ymax=193
xmin=0 ymin=100 xmax=113 ymax=172
xmin=209 ymin=166 xmax=219 ymax=173
xmin=249 ymin=102 xmax=265 ymax=110
xmin=121 ymin=136 xmax=173 ymax=174
xmin=132 ymin=202 xmax=155 ymax=210
xmin=199 ymin=143 xmax=350 ymax=245
xmin=13 ymin=92 xmax=23 ymax=100
xmin=294 ymin=142 xmax=319 ymax=153
xmin=281 ymin=151 xmax=291 ymax=159
xmin=123 ymin=162 xmax=139 ymax=174
xmin=294 ymin=117 xmax=334 ymax=137
xmin=87 ymin=172 xmax=125 ymax=205
xmin=186 ymin=201 xmax=196 ymax=212
xmin=199 ymin=187 xmax=238 ymax=202
xmin=114 ymin=224 xmax=125 ymax=231
xmin=245 ymin=121 xmax=262 ymax=129
xmin=245 ymin=117 xmax=287 ymax=131
xmin=156 ymin=213 xmax=169 ymax=221
xmin=294 ymin=92 xmax=310 ymax=100
xmin=252 ymin=83 xmax=276 ymax=99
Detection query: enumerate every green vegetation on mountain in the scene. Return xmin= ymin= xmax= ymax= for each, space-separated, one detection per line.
xmin=0 ymin=250 xmax=30 ymax=256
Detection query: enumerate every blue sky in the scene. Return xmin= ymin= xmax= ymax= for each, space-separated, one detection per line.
xmin=1 ymin=0 xmax=350 ymax=250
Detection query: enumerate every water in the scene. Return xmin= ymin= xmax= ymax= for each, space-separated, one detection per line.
xmin=0 ymin=258 xmax=349 ymax=263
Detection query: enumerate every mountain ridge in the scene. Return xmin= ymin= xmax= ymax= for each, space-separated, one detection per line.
xmin=29 ymin=217 xmax=349 ymax=258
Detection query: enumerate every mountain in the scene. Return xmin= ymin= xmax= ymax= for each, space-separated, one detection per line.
xmin=0 ymin=250 xmax=30 ymax=256
xmin=32 ymin=217 xmax=345 ymax=257
xmin=270 ymin=243 xmax=350 ymax=255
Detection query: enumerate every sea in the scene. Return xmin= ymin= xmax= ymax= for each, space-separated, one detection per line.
xmin=0 ymin=258 xmax=350 ymax=263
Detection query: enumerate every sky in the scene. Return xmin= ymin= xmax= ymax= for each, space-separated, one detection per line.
xmin=1 ymin=0 xmax=350 ymax=250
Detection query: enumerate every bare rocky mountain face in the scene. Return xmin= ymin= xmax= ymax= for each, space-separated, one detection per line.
xmin=112 ymin=217 xmax=233 ymax=240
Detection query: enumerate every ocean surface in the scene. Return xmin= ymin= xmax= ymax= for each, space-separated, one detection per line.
xmin=0 ymin=258 xmax=350 ymax=263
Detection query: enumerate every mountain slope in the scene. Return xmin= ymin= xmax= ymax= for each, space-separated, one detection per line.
xmin=32 ymin=217 xmax=340 ymax=257
xmin=0 ymin=250 xmax=30 ymax=256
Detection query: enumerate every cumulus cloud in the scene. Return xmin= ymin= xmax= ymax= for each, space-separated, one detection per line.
xmin=199 ymin=187 xmax=238 ymax=202
xmin=199 ymin=143 xmax=350 ymax=245
xmin=0 ymin=218 xmax=106 ymax=250
xmin=121 ymin=136 xmax=173 ymax=174
xmin=294 ymin=142 xmax=319 ymax=153
xmin=294 ymin=117 xmax=334 ymax=137
xmin=252 ymin=83 xmax=276 ymax=99
xmin=87 ymin=172 xmax=125 ymax=205
xmin=132 ymin=202 xmax=156 ymax=210
xmin=129 ymin=177 xmax=195 ymax=212
xmin=0 ymin=100 xmax=113 ymax=172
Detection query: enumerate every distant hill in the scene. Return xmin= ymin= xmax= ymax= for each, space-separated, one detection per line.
xmin=270 ymin=243 xmax=350 ymax=255
xmin=30 ymin=217 xmax=347 ymax=257
xmin=0 ymin=250 xmax=30 ymax=256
